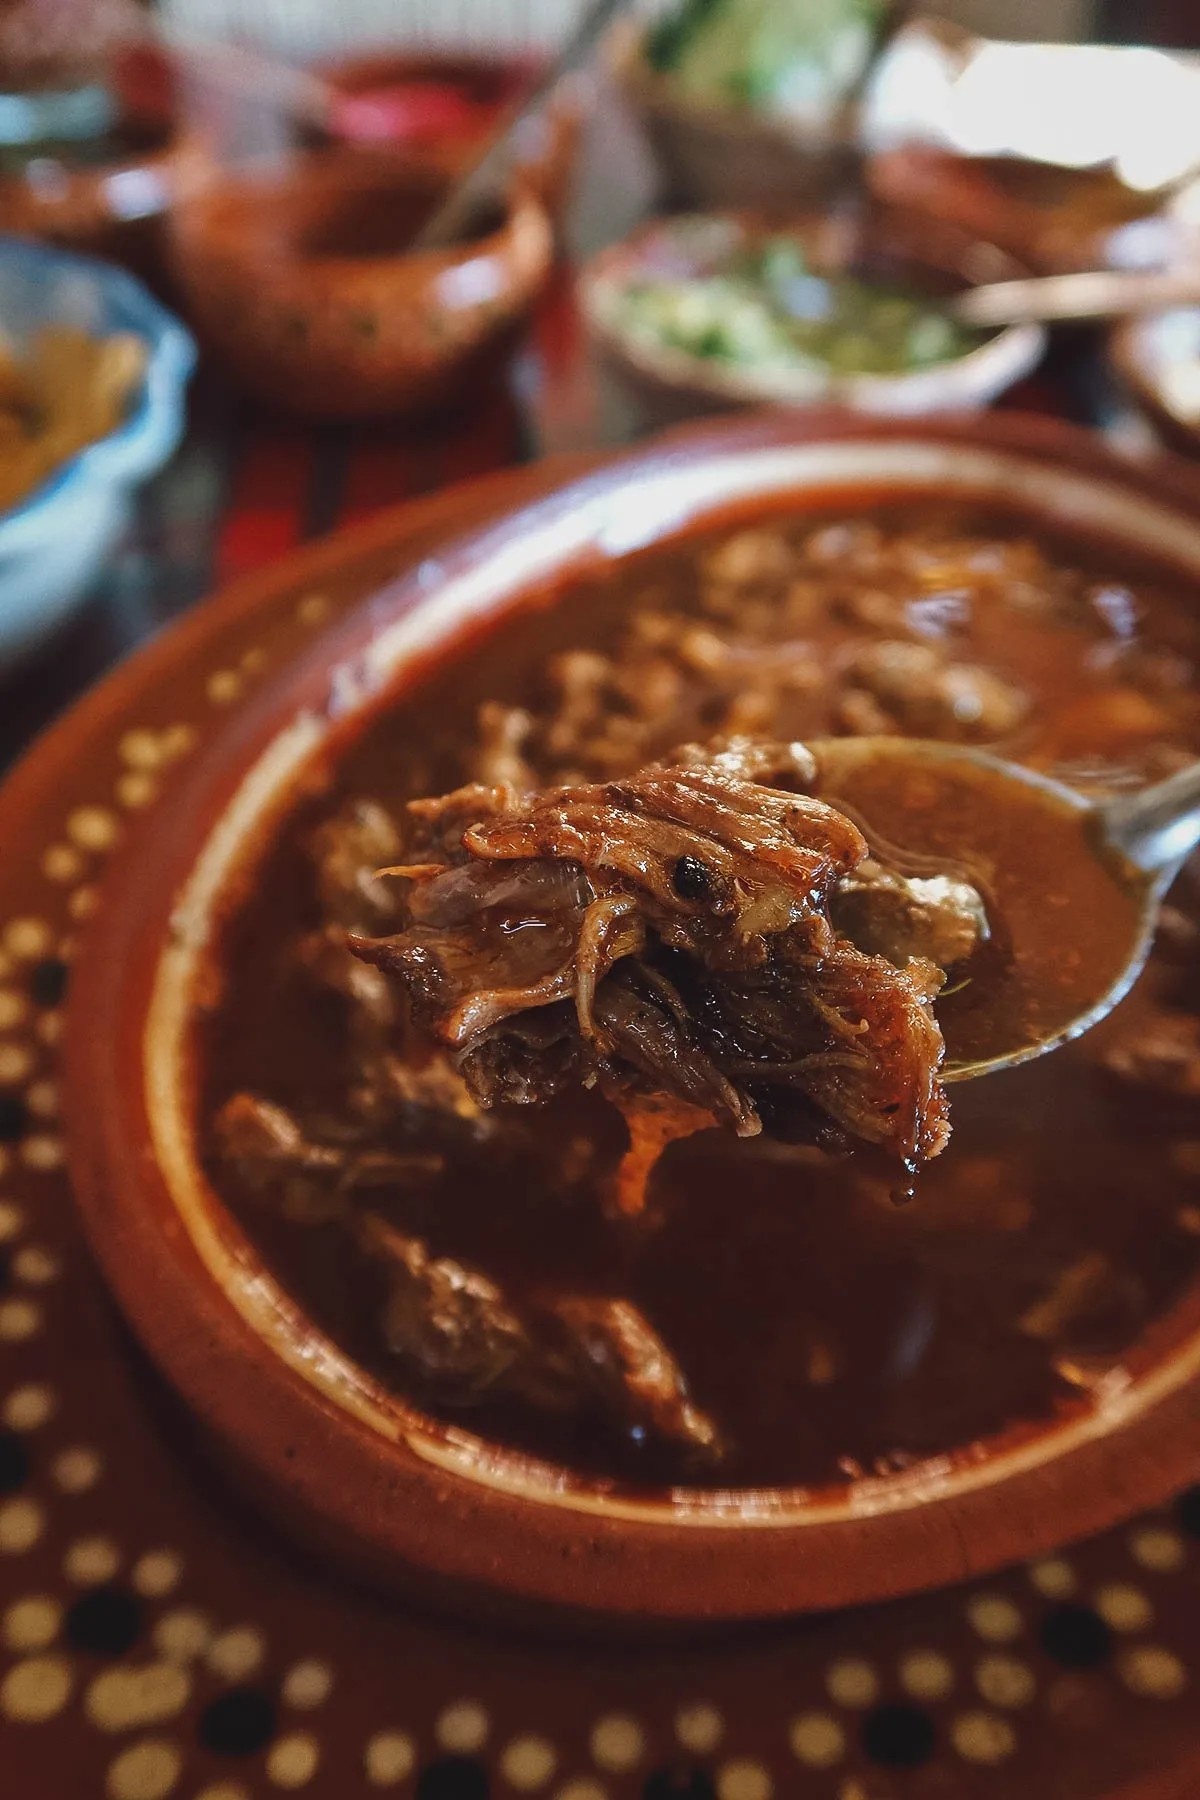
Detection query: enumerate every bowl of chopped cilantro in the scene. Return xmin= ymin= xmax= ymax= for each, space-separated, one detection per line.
xmin=580 ymin=207 xmax=1047 ymax=422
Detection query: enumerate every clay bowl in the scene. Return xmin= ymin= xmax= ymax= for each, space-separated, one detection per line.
xmin=608 ymin=19 xmax=860 ymax=213
xmin=867 ymin=146 xmax=1180 ymax=275
xmin=64 ymin=409 xmax=1200 ymax=1624
xmin=167 ymin=149 xmax=554 ymax=420
xmin=579 ymin=206 xmax=1046 ymax=425
xmin=1110 ymin=306 xmax=1200 ymax=457
xmin=0 ymin=44 xmax=184 ymax=276
xmin=313 ymin=49 xmax=581 ymax=228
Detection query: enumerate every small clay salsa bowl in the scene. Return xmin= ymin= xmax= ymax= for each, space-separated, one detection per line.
xmin=168 ymin=149 xmax=553 ymax=420
xmin=580 ymin=207 xmax=1046 ymax=425
xmin=65 ymin=412 xmax=1200 ymax=1622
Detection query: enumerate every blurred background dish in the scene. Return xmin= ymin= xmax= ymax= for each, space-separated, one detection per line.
xmin=168 ymin=148 xmax=553 ymax=420
xmin=867 ymin=144 xmax=1191 ymax=273
xmin=0 ymin=45 xmax=183 ymax=280
xmin=0 ymin=233 xmax=192 ymax=670
xmin=868 ymin=146 xmax=1145 ymax=271
xmin=581 ymin=203 xmax=1045 ymax=423
xmin=608 ymin=8 xmax=867 ymax=211
xmin=0 ymin=0 xmax=137 ymax=105
xmin=1110 ymin=302 xmax=1200 ymax=453
xmin=863 ymin=18 xmax=1200 ymax=260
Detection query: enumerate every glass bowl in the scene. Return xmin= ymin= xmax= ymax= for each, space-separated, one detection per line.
xmin=0 ymin=233 xmax=194 ymax=671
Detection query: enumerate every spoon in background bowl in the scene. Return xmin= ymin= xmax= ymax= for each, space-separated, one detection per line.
xmin=808 ymin=736 xmax=1200 ymax=1080
xmin=410 ymin=0 xmax=632 ymax=249
xmin=152 ymin=0 xmax=631 ymax=242
xmin=951 ymin=266 xmax=1200 ymax=330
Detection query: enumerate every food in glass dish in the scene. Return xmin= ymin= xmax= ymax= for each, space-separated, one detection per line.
xmin=607 ymin=228 xmax=987 ymax=379
xmin=199 ymin=501 xmax=1200 ymax=1491
xmin=0 ymin=321 xmax=145 ymax=511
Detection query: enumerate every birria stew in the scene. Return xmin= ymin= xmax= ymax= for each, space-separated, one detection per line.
xmin=198 ymin=498 xmax=1200 ymax=1491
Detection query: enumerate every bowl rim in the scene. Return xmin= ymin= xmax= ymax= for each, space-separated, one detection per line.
xmin=0 ymin=235 xmax=195 ymax=547
xmin=169 ymin=144 xmax=550 ymax=282
xmin=577 ymin=208 xmax=1047 ymax=414
xmin=607 ymin=15 xmax=863 ymax=151
xmin=864 ymin=143 xmax=1172 ymax=276
xmin=1110 ymin=304 xmax=1200 ymax=456
xmin=63 ymin=409 xmax=1200 ymax=1618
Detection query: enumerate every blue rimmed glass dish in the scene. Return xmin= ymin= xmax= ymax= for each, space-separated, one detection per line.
xmin=0 ymin=234 xmax=195 ymax=670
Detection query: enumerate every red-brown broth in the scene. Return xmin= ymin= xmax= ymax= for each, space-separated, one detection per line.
xmin=809 ymin=754 xmax=1144 ymax=1071
xmin=198 ymin=498 xmax=1200 ymax=1490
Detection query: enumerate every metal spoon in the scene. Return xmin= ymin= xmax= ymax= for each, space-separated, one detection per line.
xmin=950 ymin=266 xmax=1200 ymax=331
xmin=411 ymin=0 xmax=633 ymax=251
xmin=808 ymin=737 xmax=1200 ymax=1081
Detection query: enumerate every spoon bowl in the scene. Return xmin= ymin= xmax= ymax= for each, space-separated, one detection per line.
xmin=806 ymin=736 xmax=1181 ymax=1079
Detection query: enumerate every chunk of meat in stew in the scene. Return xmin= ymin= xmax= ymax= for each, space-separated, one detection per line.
xmin=214 ymin=1114 xmax=721 ymax=1463
xmin=350 ymin=741 xmax=953 ymax=1210
xmin=356 ymin=1215 xmax=721 ymax=1463
xmin=548 ymin=1295 xmax=722 ymax=1462
xmin=214 ymin=1092 xmax=443 ymax=1224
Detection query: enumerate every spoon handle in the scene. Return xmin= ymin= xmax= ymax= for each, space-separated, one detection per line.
xmin=411 ymin=0 xmax=631 ymax=251
xmin=1099 ymin=759 xmax=1200 ymax=876
xmin=951 ymin=268 xmax=1200 ymax=330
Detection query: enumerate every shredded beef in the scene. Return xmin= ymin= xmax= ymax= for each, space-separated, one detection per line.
xmin=843 ymin=640 xmax=1029 ymax=740
xmin=298 ymin=800 xmax=405 ymax=1026
xmin=350 ymin=741 xmax=952 ymax=1209
xmin=215 ymin=1100 xmax=720 ymax=1461
xmin=214 ymin=1092 xmax=443 ymax=1224
xmin=832 ymin=860 xmax=989 ymax=970
xmin=1103 ymin=1013 xmax=1200 ymax=1094
xmin=548 ymin=1295 xmax=722 ymax=1461
xmin=310 ymin=799 xmax=403 ymax=929
xmin=356 ymin=1215 xmax=720 ymax=1460
xmin=358 ymin=1212 xmax=546 ymax=1402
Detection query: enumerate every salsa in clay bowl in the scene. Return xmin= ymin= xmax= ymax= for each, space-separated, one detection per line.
xmin=63 ymin=412 xmax=1200 ymax=1622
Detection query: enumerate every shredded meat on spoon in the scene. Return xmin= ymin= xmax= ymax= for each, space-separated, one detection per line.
xmin=350 ymin=740 xmax=953 ymax=1211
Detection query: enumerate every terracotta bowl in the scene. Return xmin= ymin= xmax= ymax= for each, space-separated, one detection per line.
xmin=0 ymin=45 xmax=183 ymax=274
xmin=579 ymin=207 xmax=1046 ymax=425
xmin=314 ymin=49 xmax=581 ymax=228
xmin=167 ymin=149 xmax=554 ymax=420
xmin=608 ymin=20 xmax=860 ymax=213
xmin=1110 ymin=306 xmax=1200 ymax=458
xmin=63 ymin=409 xmax=1200 ymax=1624
xmin=867 ymin=146 xmax=1180 ymax=275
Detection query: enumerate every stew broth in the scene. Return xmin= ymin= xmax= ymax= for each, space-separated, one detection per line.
xmin=199 ymin=498 xmax=1200 ymax=1490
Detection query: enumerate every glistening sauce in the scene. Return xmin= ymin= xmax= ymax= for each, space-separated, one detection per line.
xmin=198 ymin=499 xmax=1200 ymax=1490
